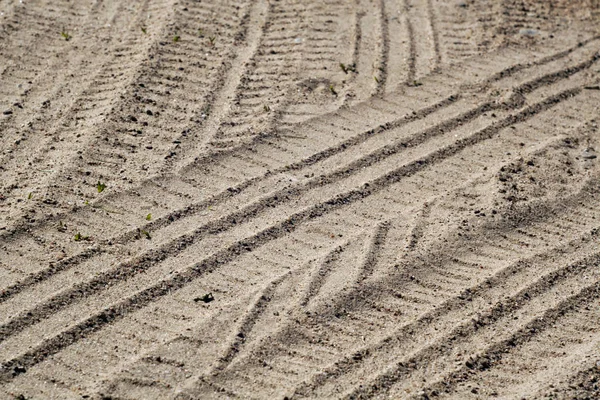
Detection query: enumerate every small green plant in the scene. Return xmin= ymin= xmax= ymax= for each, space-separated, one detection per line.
xmin=27 ymin=192 xmax=32 ymax=200
xmin=208 ymin=36 xmax=216 ymax=46
xmin=263 ymin=104 xmax=271 ymax=112
xmin=146 ymin=213 xmax=152 ymax=221
xmin=374 ymin=76 xmax=380 ymax=84
xmin=74 ymin=232 xmax=90 ymax=242
xmin=141 ymin=27 xmax=147 ymax=34
xmin=173 ymin=35 xmax=181 ymax=43
xmin=61 ymin=31 xmax=71 ymax=41
xmin=329 ymin=84 xmax=338 ymax=96
xmin=96 ymin=181 xmax=106 ymax=193
xmin=340 ymin=63 xmax=356 ymax=74
xmin=194 ymin=293 xmax=214 ymax=303
xmin=137 ymin=228 xmax=151 ymax=240
xmin=411 ymin=80 xmax=422 ymax=87
xmin=198 ymin=28 xmax=204 ymax=37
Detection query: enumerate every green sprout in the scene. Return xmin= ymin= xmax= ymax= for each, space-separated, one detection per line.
xmin=74 ymin=232 xmax=90 ymax=242
xmin=146 ymin=213 xmax=152 ymax=221
xmin=141 ymin=27 xmax=147 ymax=34
xmin=340 ymin=63 xmax=356 ymax=74
xmin=27 ymin=192 xmax=32 ymax=200
xmin=263 ymin=105 xmax=271 ymax=112
xmin=329 ymin=84 xmax=338 ymax=96
xmin=61 ymin=31 xmax=71 ymax=41
xmin=374 ymin=76 xmax=380 ymax=84
xmin=137 ymin=228 xmax=151 ymax=240
xmin=173 ymin=35 xmax=181 ymax=43
xmin=208 ymin=36 xmax=216 ymax=46
xmin=96 ymin=181 xmax=106 ymax=193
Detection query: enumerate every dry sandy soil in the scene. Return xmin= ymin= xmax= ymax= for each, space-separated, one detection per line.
xmin=1 ymin=0 xmax=600 ymax=399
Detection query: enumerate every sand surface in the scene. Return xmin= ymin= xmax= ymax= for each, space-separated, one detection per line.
xmin=1 ymin=0 xmax=600 ymax=399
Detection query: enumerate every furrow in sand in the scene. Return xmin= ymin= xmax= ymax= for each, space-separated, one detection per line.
xmin=0 ymin=67 xmax=597 ymax=394
xmin=170 ymin=0 xmax=270 ymax=170
xmin=346 ymin=256 xmax=600 ymax=399
xmin=0 ymin=0 xmax=176 ymax=231
xmin=405 ymin=0 xmax=439 ymax=80
xmin=0 ymin=0 xmax=257 ymax=234
xmin=0 ymin=43 xmax=594 ymax=328
xmin=211 ymin=0 xmax=357 ymax=147
xmin=0 ymin=0 xmax=128 ymax=177
xmin=0 ymin=37 xmax=597 ymax=336
xmin=0 ymin=35 xmax=593 ymax=306
xmin=142 ymin=115 xmax=600 ymax=398
xmin=205 ymin=176 xmax=600 ymax=399
xmin=383 ymin=0 xmax=413 ymax=92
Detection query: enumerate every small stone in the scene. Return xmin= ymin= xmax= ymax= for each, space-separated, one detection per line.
xmin=3 ymin=110 xmax=13 ymax=115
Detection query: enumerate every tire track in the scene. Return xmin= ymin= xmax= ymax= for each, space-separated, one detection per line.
xmin=383 ymin=0 xmax=413 ymax=92
xmin=0 ymin=36 xmax=592 ymax=304
xmin=412 ymin=271 xmax=600 ymax=399
xmin=2 ymin=4 xmax=600 ymax=398
xmin=175 ymin=128 xmax=600 ymax=398
xmin=170 ymin=0 xmax=269 ymax=170
xmin=0 ymin=0 xmax=175 ymax=228
xmin=0 ymin=70 xmax=595 ymax=391
xmin=211 ymin=0 xmax=358 ymax=147
xmin=0 ymin=39 xmax=595 ymax=330
xmin=284 ymin=180 xmax=600 ymax=399
xmin=0 ymin=46 xmax=592 ymax=330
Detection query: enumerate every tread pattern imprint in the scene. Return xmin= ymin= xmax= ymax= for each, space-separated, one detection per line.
xmin=0 ymin=0 xmax=600 ymax=399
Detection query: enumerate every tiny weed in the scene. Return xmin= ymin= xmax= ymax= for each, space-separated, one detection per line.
xmin=173 ymin=35 xmax=181 ymax=43
xmin=194 ymin=293 xmax=214 ymax=303
xmin=411 ymin=80 xmax=422 ymax=87
xmin=141 ymin=27 xmax=147 ymax=34
xmin=208 ymin=36 xmax=216 ymax=46
xmin=74 ymin=232 xmax=90 ymax=242
xmin=198 ymin=28 xmax=204 ymax=37
xmin=329 ymin=84 xmax=338 ymax=96
xmin=374 ymin=76 xmax=380 ymax=84
xmin=340 ymin=63 xmax=356 ymax=74
xmin=96 ymin=181 xmax=106 ymax=193
xmin=146 ymin=213 xmax=152 ymax=221
xmin=263 ymin=104 xmax=270 ymax=112
xmin=137 ymin=228 xmax=151 ymax=240
xmin=27 ymin=192 xmax=32 ymax=200
xmin=60 ymin=31 xmax=71 ymax=41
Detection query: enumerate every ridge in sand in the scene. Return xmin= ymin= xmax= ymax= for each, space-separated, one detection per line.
xmin=0 ymin=0 xmax=599 ymax=399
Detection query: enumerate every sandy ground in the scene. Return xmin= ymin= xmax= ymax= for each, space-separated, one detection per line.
xmin=0 ymin=0 xmax=600 ymax=399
